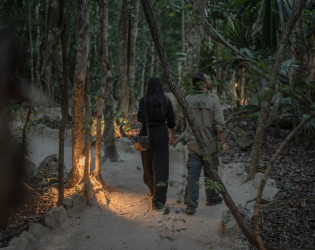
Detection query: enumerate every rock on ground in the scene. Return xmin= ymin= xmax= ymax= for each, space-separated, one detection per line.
xmin=64 ymin=194 xmax=87 ymax=216
xmin=44 ymin=206 xmax=68 ymax=229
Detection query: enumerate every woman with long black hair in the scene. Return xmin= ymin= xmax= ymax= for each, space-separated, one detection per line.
xmin=137 ymin=77 xmax=175 ymax=210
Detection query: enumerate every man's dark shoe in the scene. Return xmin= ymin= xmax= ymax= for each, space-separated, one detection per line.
xmin=206 ymin=197 xmax=222 ymax=206
xmin=152 ymin=201 xmax=165 ymax=211
xmin=186 ymin=206 xmax=196 ymax=215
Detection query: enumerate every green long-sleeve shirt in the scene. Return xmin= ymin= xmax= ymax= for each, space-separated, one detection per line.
xmin=185 ymin=90 xmax=225 ymax=155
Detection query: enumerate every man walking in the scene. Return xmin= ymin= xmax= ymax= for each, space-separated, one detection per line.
xmin=184 ymin=72 xmax=227 ymax=215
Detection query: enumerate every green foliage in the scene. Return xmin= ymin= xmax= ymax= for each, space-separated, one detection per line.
xmin=204 ymin=178 xmax=222 ymax=193
xmin=300 ymin=114 xmax=315 ymax=136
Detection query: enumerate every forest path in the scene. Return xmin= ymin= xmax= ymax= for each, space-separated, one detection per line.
xmin=27 ymin=135 xmax=254 ymax=250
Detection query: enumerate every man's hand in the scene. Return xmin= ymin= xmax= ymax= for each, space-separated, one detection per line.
xmin=169 ymin=136 xmax=174 ymax=146
xmin=219 ymin=142 xmax=227 ymax=155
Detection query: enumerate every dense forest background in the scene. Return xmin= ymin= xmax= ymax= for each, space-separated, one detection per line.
xmin=0 ymin=0 xmax=315 ymax=249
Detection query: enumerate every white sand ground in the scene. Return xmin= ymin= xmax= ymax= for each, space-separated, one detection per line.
xmin=24 ymin=130 xmax=260 ymax=250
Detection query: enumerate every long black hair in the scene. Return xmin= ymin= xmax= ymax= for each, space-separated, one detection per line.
xmin=145 ymin=77 xmax=169 ymax=116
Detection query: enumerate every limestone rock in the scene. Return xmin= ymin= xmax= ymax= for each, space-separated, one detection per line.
xmin=253 ymin=173 xmax=277 ymax=189
xmin=232 ymin=236 xmax=251 ymax=250
xmin=232 ymin=163 xmax=250 ymax=176
xmin=44 ymin=206 xmax=68 ymax=229
xmin=221 ymin=209 xmax=239 ymax=240
xmin=28 ymin=223 xmax=48 ymax=239
xmin=8 ymin=231 xmax=38 ymax=250
xmin=261 ymin=186 xmax=279 ymax=203
xmin=24 ymin=157 xmax=36 ymax=181
xmin=63 ymin=194 xmax=86 ymax=216
xmin=33 ymin=155 xmax=70 ymax=187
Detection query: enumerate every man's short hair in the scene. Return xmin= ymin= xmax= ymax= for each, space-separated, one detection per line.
xmin=192 ymin=72 xmax=206 ymax=89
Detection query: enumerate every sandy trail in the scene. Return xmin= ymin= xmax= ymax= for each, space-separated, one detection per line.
xmin=27 ymin=134 xmax=254 ymax=250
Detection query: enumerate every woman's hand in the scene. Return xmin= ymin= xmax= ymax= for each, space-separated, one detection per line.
xmin=169 ymin=128 xmax=175 ymax=145
xmin=169 ymin=136 xmax=174 ymax=146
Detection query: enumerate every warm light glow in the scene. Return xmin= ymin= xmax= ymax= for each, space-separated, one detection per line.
xmin=80 ymin=157 xmax=85 ymax=167
xmin=234 ymin=83 xmax=238 ymax=87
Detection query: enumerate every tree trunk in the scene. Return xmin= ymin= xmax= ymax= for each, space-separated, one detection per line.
xmin=140 ymin=0 xmax=261 ymax=247
xmin=95 ymin=0 xmax=109 ymax=178
xmin=68 ymin=0 xmax=90 ymax=188
xmin=128 ymin=0 xmax=140 ymax=114
xmin=103 ymin=65 xmax=119 ymax=162
xmin=117 ymin=0 xmax=129 ymax=117
xmin=41 ymin=0 xmax=59 ymax=98
xmin=140 ymin=46 xmax=148 ymax=97
xmin=82 ymin=63 xmax=91 ymax=182
xmin=35 ymin=4 xmax=41 ymax=86
xmin=27 ymin=0 xmax=34 ymax=85
xmin=249 ymin=0 xmax=307 ymax=180
xmin=182 ymin=0 xmax=206 ymax=93
xmin=57 ymin=0 xmax=69 ymax=205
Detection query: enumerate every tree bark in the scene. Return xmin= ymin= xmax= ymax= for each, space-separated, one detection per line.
xmin=82 ymin=63 xmax=91 ymax=182
xmin=249 ymin=0 xmax=307 ymax=180
xmin=35 ymin=4 xmax=41 ymax=86
xmin=140 ymin=46 xmax=148 ymax=97
xmin=140 ymin=0 xmax=261 ymax=247
xmin=27 ymin=0 xmax=34 ymax=85
xmin=253 ymin=112 xmax=315 ymax=249
xmin=57 ymin=0 xmax=69 ymax=205
xmin=95 ymin=0 xmax=109 ymax=178
xmin=182 ymin=0 xmax=206 ymax=93
xmin=103 ymin=64 xmax=119 ymax=162
xmin=69 ymin=0 xmax=90 ymax=188
xmin=117 ymin=0 xmax=129 ymax=117
xmin=128 ymin=0 xmax=140 ymax=114
xmin=41 ymin=0 xmax=59 ymax=97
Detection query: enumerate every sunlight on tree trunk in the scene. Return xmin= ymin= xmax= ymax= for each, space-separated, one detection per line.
xmin=69 ymin=0 xmax=90 ymax=188
xmin=57 ymin=0 xmax=69 ymax=205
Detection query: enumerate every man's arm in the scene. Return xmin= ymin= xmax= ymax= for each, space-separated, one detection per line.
xmin=213 ymin=96 xmax=227 ymax=155
xmin=218 ymin=131 xmax=227 ymax=155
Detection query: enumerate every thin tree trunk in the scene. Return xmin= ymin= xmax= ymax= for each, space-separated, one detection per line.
xmin=35 ymin=4 xmax=41 ymax=86
xmin=140 ymin=46 xmax=148 ymax=97
xmin=82 ymin=63 xmax=91 ymax=182
xmin=69 ymin=0 xmax=90 ymax=188
xmin=57 ymin=0 xmax=69 ymax=205
xmin=140 ymin=0 xmax=261 ymax=247
xmin=41 ymin=0 xmax=59 ymax=97
xmin=95 ymin=0 xmax=109 ymax=178
xmin=182 ymin=0 xmax=206 ymax=93
xmin=128 ymin=0 xmax=140 ymax=114
xmin=149 ymin=43 xmax=155 ymax=76
xmin=27 ymin=0 xmax=34 ymax=85
xmin=103 ymin=65 xmax=119 ymax=162
xmin=249 ymin=0 xmax=307 ymax=180
xmin=253 ymin=112 xmax=315 ymax=249
xmin=117 ymin=0 xmax=129 ymax=117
